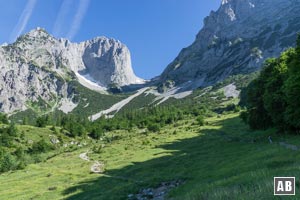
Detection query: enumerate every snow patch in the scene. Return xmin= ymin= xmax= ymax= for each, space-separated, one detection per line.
xmin=75 ymin=72 xmax=108 ymax=93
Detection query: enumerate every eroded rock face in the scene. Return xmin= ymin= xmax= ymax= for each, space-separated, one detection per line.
xmin=0 ymin=28 xmax=143 ymax=113
xmin=160 ymin=0 xmax=300 ymax=87
xmin=82 ymin=37 xmax=143 ymax=87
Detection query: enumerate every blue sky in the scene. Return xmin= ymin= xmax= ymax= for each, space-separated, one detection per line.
xmin=0 ymin=0 xmax=220 ymax=79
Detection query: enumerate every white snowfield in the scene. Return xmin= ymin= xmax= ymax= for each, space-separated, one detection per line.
xmin=89 ymin=87 xmax=149 ymax=121
xmin=75 ymin=72 xmax=108 ymax=93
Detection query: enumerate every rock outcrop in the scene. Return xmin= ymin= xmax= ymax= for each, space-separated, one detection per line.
xmin=160 ymin=0 xmax=300 ymax=87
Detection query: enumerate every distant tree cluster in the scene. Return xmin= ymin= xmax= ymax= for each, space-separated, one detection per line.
xmin=29 ymin=103 xmax=209 ymax=140
xmin=241 ymin=34 xmax=300 ymax=133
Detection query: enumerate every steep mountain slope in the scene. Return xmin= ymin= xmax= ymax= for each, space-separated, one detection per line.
xmin=0 ymin=28 xmax=143 ymax=113
xmin=160 ymin=0 xmax=300 ymax=87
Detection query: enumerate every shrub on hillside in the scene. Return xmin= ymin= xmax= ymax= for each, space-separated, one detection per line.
xmin=0 ymin=113 xmax=9 ymax=124
xmin=196 ymin=116 xmax=205 ymax=126
xmin=147 ymin=124 xmax=160 ymax=132
xmin=30 ymin=139 xmax=53 ymax=154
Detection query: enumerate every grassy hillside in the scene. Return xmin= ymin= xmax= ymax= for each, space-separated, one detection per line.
xmin=69 ymin=82 xmax=128 ymax=117
xmin=1 ymin=112 xmax=299 ymax=199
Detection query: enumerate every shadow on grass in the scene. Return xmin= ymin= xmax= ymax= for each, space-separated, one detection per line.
xmin=62 ymin=116 xmax=297 ymax=200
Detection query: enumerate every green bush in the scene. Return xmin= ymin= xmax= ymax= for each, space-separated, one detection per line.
xmin=36 ymin=116 xmax=49 ymax=127
xmin=0 ymin=152 xmax=18 ymax=172
xmin=30 ymin=139 xmax=53 ymax=154
xmin=196 ymin=116 xmax=205 ymax=126
xmin=147 ymin=124 xmax=160 ymax=132
xmin=0 ymin=113 xmax=9 ymax=124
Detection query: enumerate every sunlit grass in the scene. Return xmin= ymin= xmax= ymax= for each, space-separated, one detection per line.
xmin=1 ymin=113 xmax=299 ymax=199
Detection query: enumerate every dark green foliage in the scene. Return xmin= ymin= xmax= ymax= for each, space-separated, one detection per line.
xmin=283 ymin=39 xmax=300 ymax=131
xmin=196 ymin=116 xmax=205 ymax=126
xmin=88 ymin=105 xmax=188 ymax=135
xmin=30 ymin=139 xmax=53 ymax=154
xmin=241 ymin=35 xmax=300 ymax=132
xmin=69 ymin=81 xmax=126 ymax=117
xmin=8 ymin=123 xmax=18 ymax=137
xmin=0 ymin=125 xmax=24 ymax=173
xmin=89 ymin=127 xmax=104 ymax=139
xmin=59 ymin=115 xmax=88 ymax=137
xmin=297 ymin=33 xmax=300 ymax=55
xmin=9 ymin=109 xmax=37 ymax=125
xmin=36 ymin=115 xmax=49 ymax=127
xmin=241 ymin=76 xmax=272 ymax=130
xmin=147 ymin=123 xmax=160 ymax=132
xmin=0 ymin=113 xmax=9 ymax=124
xmin=0 ymin=151 xmax=18 ymax=172
xmin=0 ymin=123 xmax=19 ymax=147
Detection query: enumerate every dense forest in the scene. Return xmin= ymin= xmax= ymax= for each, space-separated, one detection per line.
xmin=241 ymin=34 xmax=300 ymax=133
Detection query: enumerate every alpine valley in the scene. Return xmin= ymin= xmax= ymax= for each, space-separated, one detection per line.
xmin=1 ymin=0 xmax=300 ymax=199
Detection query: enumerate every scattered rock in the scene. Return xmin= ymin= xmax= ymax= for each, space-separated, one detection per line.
xmin=50 ymin=137 xmax=60 ymax=144
xmin=90 ymin=161 xmax=105 ymax=173
xmin=128 ymin=180 xmax=184 ymax=200
xmin=79 ymin=152 xmax=90 ymax=161
xmin=223 ymin=83 xmax=240 ymax=98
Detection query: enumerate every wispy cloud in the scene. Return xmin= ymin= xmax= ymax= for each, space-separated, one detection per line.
xmin=9 ymin=0 xmax=37 ymax=42
xmin=66 ymin=0 xmax=90 ymax=40
xmin=52 ymin=0 xmax=73 ymax=37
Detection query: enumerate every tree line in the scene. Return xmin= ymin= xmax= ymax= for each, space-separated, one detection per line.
xmin=32 ymin=104 xmax=209 ymax=139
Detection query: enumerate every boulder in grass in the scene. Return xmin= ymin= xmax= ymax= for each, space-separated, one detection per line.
xmin=91 ymin=161 xmax=105 ymax=173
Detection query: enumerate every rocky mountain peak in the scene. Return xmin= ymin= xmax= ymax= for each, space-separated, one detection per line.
xmin=26 ymin=27 xmax=50 ymax=37
xmin=0 ymin=28 xmax=144 ymax=113
xmin=160 ymin=0 xmax=299 ymax=89
xmin=16 ymin=27 xmax=53 ymax=44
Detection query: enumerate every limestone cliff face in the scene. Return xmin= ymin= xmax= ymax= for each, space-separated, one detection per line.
xmin=82 ymin=37 xmax=143 ymax=88
xmin=160 ymin=0 xmax=300 ymax=87
xmin=0 ymin=28 xmax=143 ymax=113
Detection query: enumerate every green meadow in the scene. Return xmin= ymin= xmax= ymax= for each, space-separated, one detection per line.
xmin=1 ymin=113 xmax=299 ymax=199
